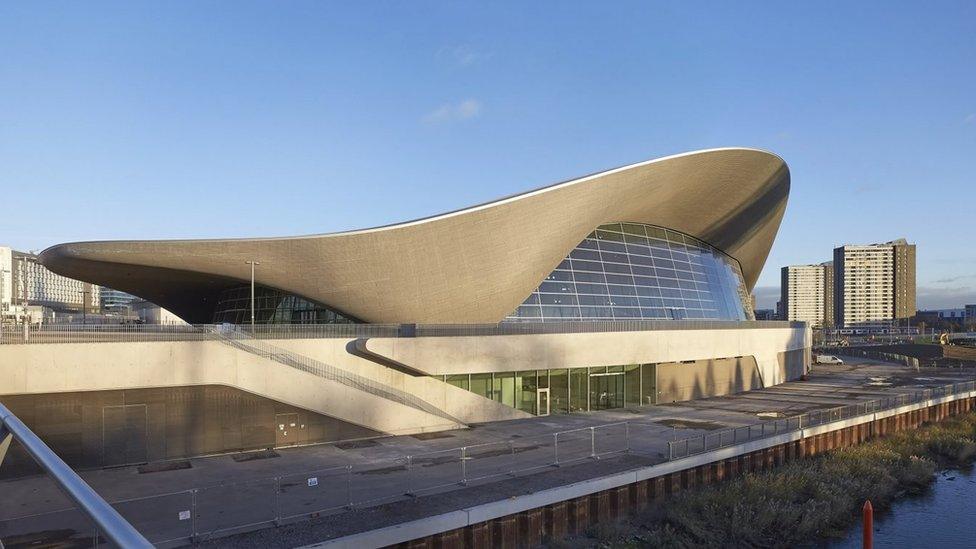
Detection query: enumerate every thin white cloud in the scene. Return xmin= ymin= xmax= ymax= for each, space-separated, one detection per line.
xmin=437 ymin=45 xmax=491 ymax=68
xmin=423 ymin=99 xmax=483 ymax=124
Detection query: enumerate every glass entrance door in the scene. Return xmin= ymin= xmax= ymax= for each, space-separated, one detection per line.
xmin=536 ymin=388 xmax=550 ymax=416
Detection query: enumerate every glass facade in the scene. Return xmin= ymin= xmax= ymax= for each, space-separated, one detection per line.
xmin=508 ymin=222 xmax=754 ymax=322
xmin=211 ymin=285 xmax=359 ymax=325
xmin=441 ymin=363 xmax=657 ymax=416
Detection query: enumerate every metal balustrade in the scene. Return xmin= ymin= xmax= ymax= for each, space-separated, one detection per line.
xmin=0 ymin=319 xmax=804 ymax=345
xmin=0 ymin=402 xmax=152 ymax=548
xmin=666 ymin=380 xmax=976 ymax=459
xmin=208 ymin=326 xmax=461 ymax=424
xmin=3 ymin=379 xmax=975 ymax=545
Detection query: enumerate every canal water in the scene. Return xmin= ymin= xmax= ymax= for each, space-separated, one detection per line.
xmin=832 ymin=469 xmax=976 ymax=547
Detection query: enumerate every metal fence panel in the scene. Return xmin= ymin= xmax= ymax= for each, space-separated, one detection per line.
xmin=348 ymin=457 xmax=413 ymax=507
xmin=277 ymin=466 xmax=351 ymax=521
xmin=112 ymin=490 xmax=194 ymax=545
xmin=194 ymin=478 xmax=277 ymax=537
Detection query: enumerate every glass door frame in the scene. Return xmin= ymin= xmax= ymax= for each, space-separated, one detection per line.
xmin=536 ymin=388 xmax=551 ymax=416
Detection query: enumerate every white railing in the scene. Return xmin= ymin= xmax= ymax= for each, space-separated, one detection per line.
xmin=6 ymin=380 xmax=973 ymax=545
xmin=0 ymin=320 xmax=805 ymax=345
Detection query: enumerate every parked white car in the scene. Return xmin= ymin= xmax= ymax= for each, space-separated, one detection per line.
xmin=815 ymin=354 xmax=844 ymax=365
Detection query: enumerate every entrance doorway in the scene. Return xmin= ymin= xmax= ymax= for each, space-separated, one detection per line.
xmin=275 ymin=413 xmax=302 ymax=446
xmin=102 ymin=404 xmax=148 ymax=467
xmin=536 ymin=388 xmax=550 ymax=416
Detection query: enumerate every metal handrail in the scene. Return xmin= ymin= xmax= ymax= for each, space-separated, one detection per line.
xmin=0 ymin=319 xmax=806 ymax=345
xmin=208 ymin=327 xmax=462 ymax=424
xmin=0 ymin=402 xmax=152 ymax=548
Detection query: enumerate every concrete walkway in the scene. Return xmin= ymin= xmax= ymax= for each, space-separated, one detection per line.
xmin=2 ymin=359 xmax=975 ymax=547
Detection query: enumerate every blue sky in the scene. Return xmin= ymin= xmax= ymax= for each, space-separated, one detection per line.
xmin=1 ymin=2 xmax=973 ymax=309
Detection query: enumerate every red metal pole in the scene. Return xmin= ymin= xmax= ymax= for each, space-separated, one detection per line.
xmin=862 ymin=500 xmax=873 ymax=549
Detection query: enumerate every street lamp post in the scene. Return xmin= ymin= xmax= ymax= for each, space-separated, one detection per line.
xmin=78 ymin=288 xmax=90 ymax=324
xmin=0 ymin=268 xmax=9 ymax=343
xmin=245 ymin=260 xmax=261 ymax=328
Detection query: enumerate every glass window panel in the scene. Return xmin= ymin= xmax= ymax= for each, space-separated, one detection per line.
xmin=573 ymin=271 xmax=606 ymax=283
xmin=612 ymin=306 xmax=642 ymax=318
xmin=570 ymin=249 xmax=601 ymax=261
xmin=575 ymin=282 xmax=609 ymax=295
xmin=641 ymin=364 xmax=656 ymax=405
xmin=603 ymin=262 xmax=632 ymax=274
xmin=629 ymin=254 xmax=655 ymax=266
xmin=545 ymin=270 xmax=575 ymax=282
xmin=631 ymin=265 xmax=655 ymax=276
xmin=579 ymin=294 xmax=612 ymax=306
xmin=620 ymin=223 xmax=647 ymax=236
xmin=625 ymin=365 xmax=641 ymax=407
xmin=539 ymin=294 xmax=579 ymax=305
xmin=446 ymin=374 xmax=469 ymax=392
xmin=651 ymin=247 xmax=673 ymax=259
xmin=595 ymin=230 xmax=624 ymax=242
xmin=470 ymin=374 xmax=491 ymax=399
xmin=516 ymin=371 xmax=537 ymax=414
xmin=550 ymin=369 xmax=569 ymax=413
xmin=635 ymin=285 xmax=661 ymax=297
xmin=580 ymin=306 xmax=613 ymax=318
xmin=541 ymin=305 xmax=580 ymax=318
xmin=571 ymin=259 xmax=604 ymax=273
xmin=570 ymin=368 xmax=588 ymax=412
xmin=605 ymin=274 xmax=635 ymax=285
xmin=506 ymin=222 xmax=753 ymax=322
xmin=515 ymin=305 xmax=542 ymax=318
xmin=539 ymin=281 xmax=576 ymax=293
xmin=599 ymin=251 xmax=630 ymax=264
xmin=598 ymin=241 xmax=627 ymax=253
xmin=607 ymin=284 xmax=637 ymax=296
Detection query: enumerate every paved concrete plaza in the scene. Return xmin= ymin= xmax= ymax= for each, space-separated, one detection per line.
xmin=2 ymin=359 xmax=975 ymax=547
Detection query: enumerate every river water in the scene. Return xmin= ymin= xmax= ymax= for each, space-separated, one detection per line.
xmin=831 ymin=469 xmax=976 ymax=547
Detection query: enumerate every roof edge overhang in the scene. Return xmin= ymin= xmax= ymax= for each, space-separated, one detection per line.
xmin=41 ymin=148 xmax=790 ymax=323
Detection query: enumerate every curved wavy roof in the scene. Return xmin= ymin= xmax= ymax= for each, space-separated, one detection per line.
xmin=40 ymin=148 xmax=790 ymax=324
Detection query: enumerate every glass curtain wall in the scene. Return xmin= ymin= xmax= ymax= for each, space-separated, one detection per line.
xmin=508 ymin=222 xmax=754 ymax=322
xmin=439 ymin=363 xmax=657 ymax=416
xmin=211 ymin=285 xmax=359 ymax=325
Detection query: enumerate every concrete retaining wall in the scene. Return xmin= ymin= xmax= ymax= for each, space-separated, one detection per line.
xmin=309 ymin=393 xmax=976 ymax=549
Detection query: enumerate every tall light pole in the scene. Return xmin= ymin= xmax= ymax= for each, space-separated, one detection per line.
xmin=78 ymin=288 xmax=90 ymax=324
xmin=0 ymin=267 xmax=9 ymax=343
xmin=245 ymin=260 xmax=260 ymax=328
